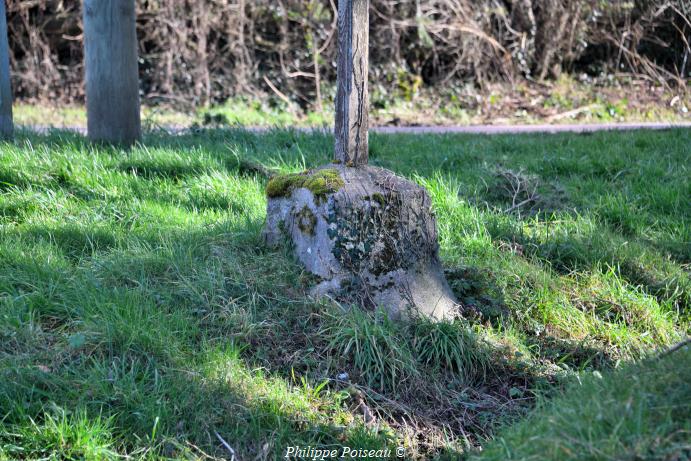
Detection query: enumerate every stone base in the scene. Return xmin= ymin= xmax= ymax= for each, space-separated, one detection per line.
xmin=263 ymin=164 xmax=459 ymax=320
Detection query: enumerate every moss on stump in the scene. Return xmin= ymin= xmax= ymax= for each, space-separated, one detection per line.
xmin=266 ymin=168 xmax=345 ymax=199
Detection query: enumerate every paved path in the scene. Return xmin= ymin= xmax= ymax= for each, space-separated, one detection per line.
xmin=372 ymin=122 xmax=691 ymax=135
xmin=21 ymin=121 xmax=691 ymax=136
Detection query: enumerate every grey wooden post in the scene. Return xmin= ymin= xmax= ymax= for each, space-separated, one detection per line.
xmin=83 ymin=0 xmax=141 ymax=145
xmin=0 ymin=0 xmax=13 ymax=139
xmin=334 ymin=0 xmax=369 ymax=166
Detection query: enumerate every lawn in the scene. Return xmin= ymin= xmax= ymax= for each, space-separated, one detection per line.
xmin=0 ymin=127 xmax=689 ymax=460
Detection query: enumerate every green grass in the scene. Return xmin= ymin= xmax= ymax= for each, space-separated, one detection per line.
xmin=473 ymin=346 xmax=691 ymax=461
xmin=0 ymin=127 xmax=688 ymax=459
xmin=12 ymin=99 xmax=330 ymax=131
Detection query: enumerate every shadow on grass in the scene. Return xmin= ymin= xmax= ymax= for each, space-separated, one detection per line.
xmin=21 ymin=224 xmax=120 ymax=261
xmin=483 ymin=213 xmax=689 ymax=314
xmin=11 ymin=127 xmax=686 ymax=328
xmin=1 ymin=210 xmax=518 ymax=457
xmin=523 ymin=335 xmax=617 ymax=370
xmin=0 ymin=221 xmax=401 ymax=458
xmin=0 ymin=352 xmax=400 ymax=460
xmin=3 ymin=127 xmax=687 ymax=456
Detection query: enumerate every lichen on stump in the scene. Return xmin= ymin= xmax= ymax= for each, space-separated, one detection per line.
xmin=264 ymin=164 xmax=459 ymax=320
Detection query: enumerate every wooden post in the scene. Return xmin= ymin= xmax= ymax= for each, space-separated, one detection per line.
xmin=83 ymin=0 xmax=141 ymax=145
xmin=334 ymin=0 xmax=369 ymax=166
xmin=0 ymin=0 xmax=13 ymax=139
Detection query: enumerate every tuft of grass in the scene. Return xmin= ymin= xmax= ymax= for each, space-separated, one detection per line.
xmin=322 ymin=308 xmax=418 ymax=393
xmin=410 ymin=318 xmax=489 ymax=383
xmin=0 ymin=409 xmax=119 ymax=460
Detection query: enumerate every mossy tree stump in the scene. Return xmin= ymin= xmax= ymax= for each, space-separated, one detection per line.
xmin=263 ymin=0 xmax=458 ymax=320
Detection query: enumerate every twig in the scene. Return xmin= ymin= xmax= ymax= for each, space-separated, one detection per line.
xmin=213 ymin=431 xmax=237 ymax=461
xmin=659 ymin=338 xmax=690 ymax=358
xmin=186 ymin=441 xmax=225 ymax=461
xmin=546 ymin=104 xmax=601 ymax=122
xmin=504 ymin=197 xmax=535 ymax=214
xmin=263 ymin=75 xmax=292 ymax=106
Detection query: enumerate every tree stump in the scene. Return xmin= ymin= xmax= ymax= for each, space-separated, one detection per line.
xmin=264 ymin=165 xmax=458 ymax=319
xmin=263 ymin=0 xmax=458 ymax=319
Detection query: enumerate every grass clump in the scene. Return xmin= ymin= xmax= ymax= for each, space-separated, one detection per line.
xmin=411 ymin=319 xmax=489 ymax=383
xmin=322 ymin=308 xmax=417 ymax=393
xmin=0 ymin=409 xmax=119 ymax=460
xmin=266 ymin=168 xmax=344 ymax=199
xmin=473 ymin=346 xmax=691 ymax=461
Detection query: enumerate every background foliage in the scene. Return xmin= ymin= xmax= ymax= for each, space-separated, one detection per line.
xmin=7 ymin=0 xmax=690 ymax=108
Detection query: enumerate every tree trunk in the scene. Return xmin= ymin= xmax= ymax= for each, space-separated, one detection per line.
xmin=334 ymin=0 xmax=369 ymax=166
xmin=0 ymin=0 xmax=13 ymax=139
xmin=83 ymin=0 xmax=141 ymax=145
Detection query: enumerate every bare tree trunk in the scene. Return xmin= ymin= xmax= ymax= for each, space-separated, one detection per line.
xmin=334 ymin=0 xmax=369 ymax=166
xmin=83 ymin=0 xmax=141 ymax=145
xmin=0 ymin=0 xmax=13 ymax=139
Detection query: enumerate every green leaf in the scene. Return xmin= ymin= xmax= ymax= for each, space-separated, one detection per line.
xmin=68 ymin=333 xmax=86 ymax=349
